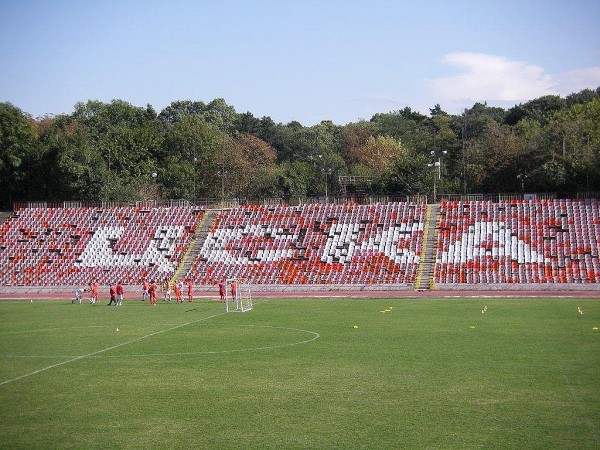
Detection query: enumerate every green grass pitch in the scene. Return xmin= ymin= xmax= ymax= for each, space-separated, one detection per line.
xmin=1 ymin=297 xmax=599 ymax=449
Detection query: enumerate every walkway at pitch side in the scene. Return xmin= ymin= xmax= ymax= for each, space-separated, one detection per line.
xmin=0 ymin=287 xmax=598 ymax=301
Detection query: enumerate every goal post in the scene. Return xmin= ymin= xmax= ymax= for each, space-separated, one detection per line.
xmin=225 ymin=278 xmax=252 ymax=312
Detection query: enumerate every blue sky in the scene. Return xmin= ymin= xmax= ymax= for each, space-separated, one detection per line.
xmin=1 ymin=0 xmax=599 ymax=125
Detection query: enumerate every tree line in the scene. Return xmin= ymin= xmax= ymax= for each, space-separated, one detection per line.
xmin=1 ymin=88 xmax=599 ymax=210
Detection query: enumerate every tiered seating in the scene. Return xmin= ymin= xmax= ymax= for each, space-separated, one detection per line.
xmin=434 ymin=199 xmax=600 ymax=284
xmin=0 ymin=206 xmax=203 ymax=286
xmin=187 ymin=202 xmax=426 ymax=286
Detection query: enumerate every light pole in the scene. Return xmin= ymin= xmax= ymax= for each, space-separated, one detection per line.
xmin=517 ymin=173 xmax=527 ymax=192
xmin=308 ymin=153 xmax=322 ymax=199
xmin=218 ymin=169 xmax=227 ymax=209
xmin=322 ymin=168 xmax=332 ymax=203
xmin=105 ymin=147 xmax=112 ymax=204
xmin=428 ymin=150 xmax=447 ymax=203
xmin=192 ymin=157 xmax=197 ymax=202
xmin=220 ymin=109 xmax=227 ymax=209
xmin=151 ymin=172 xmax=157 ymax=205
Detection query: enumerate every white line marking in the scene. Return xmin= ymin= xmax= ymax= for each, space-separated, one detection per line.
xmin=0 ymin=325 xmax=106 ymax=335
xmin=0 ymin=312 xmax=225 ymax=387
xmin=97 ymin=325 xmax=321 ymax=357
xmin=1 ymin=325 xmax=321 ymax=359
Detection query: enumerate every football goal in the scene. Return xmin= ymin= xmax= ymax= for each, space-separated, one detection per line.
xmin=225 ymin=278 xmax=252 ymax=312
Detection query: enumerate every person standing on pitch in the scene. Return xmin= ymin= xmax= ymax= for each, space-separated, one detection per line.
xmin=187 ymin=280 xmax=194 ymax=303
xmin=230 ymin=280 xmax=237 ymax=300
xmin=108 ymin=285 xmax=117 ymax=306
xmin=142 ymin=279 xmax=149 ymax=301
xmin=116 ymin=281 xmax=124 ymax=306
xmin=89 ymin=281 xmax=99 ymax=304
xmin=149 ymin=280 xmax=157 ymax=306
xmin=163 ymin=279 xmax=172 ymax=302
xmin=219 ymin=280 xmax=226 ymax=303
xmin=174 ymin=279 xmax=182 ymax=303
xmin=73 ymin=287 xmax=86 ymax=304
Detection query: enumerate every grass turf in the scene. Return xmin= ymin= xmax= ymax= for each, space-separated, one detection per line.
xmin=0 ymin=297 xmax=599 ymax=449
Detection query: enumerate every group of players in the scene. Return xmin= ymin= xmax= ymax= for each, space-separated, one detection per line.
xmin=73 ymin=280 xmax=132 ymax=306
xmin=141 ymin=279 xmax=194 ymax=306
xmin=73 ymin=278 xmax=236 ymax=306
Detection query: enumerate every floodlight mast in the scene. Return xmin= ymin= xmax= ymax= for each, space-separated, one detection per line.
xmin=428 ymin=150 xmax=447 ymax=203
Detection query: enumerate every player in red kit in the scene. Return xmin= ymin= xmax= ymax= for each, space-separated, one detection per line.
xmin=174 ymin=279 xmax=183 ymax=303
xmin=149 ymin=281 xmax=157 ymax=306
xmin=108 ymin=285 xmax=117 ymax=306
xmin=230 ymin=280 xmax=237 ymax=299
xmin=218 ymin=281 xmax=226 ymax=303
xmin=187 ymin=281 xmax=193 ymax=303
xmin=116 ymin=281 xmax=124 ymax=306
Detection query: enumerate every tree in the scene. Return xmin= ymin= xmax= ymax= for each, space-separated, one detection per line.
xmin=236 ymin=111 xmax=261 ymax=135
xmin=352 ymin=135 xmax=405 ymax=177
xmin=457 ymin=102 xmax=507 ymax=140
xmin=505 ymin=95 xmax=565 ymax=126
xmin=0 ymin=103 xmax=37 ymax=209
xmin=385 ymin=150 xmax=431 ymax=196
xmin=369 ymin=109 xmax=428 ymax=152
xmin=162 ymin=115 xmax=222 ymax=198
xmin=468 ymin=122 xmax=530 ymax=192
xmin=54 ymin=130 xmax=108 ymax=201
xmin=227 ymin=133 xmax=278 ymax=199
xmin=157 ymin=100 xmax=208 ymax=126
xmin=340 ymin=122 xmax=373 ymax=170
xmin=565 ymin=87 xmax=600 ymax=108
xmin=61 ymin=100 xmax=163 ymax=202
xmin=158 ymin=98 xmax=237 ymax=131
xmin=276 ymin=161 xmax=311 ymax=200
xmin=159 ymin=156 xmax=195 ymax=200
xmin=546 ymin=98 xmax=600 ymax=191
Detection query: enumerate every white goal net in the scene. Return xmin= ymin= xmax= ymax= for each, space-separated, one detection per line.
xmin=225 ymin=278 xmax=252 ymax=312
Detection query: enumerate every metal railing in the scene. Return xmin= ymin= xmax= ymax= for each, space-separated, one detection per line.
xmin=11 ymin=192 xmax=599 ymax=212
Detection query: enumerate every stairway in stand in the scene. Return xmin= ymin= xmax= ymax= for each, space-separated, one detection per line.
xmin=0 ymin=211 xmax=15 ymax=225
xmin=172 ymin=209 xmax=218 ymax=282
xmin=415 ymin=203 xmax=439 ymax=290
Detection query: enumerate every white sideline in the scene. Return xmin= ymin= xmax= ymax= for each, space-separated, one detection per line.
xmin=98 ymin=325 xmax=321 ymax=357
xmin=0 ymin=312 xmax=226 ymax=387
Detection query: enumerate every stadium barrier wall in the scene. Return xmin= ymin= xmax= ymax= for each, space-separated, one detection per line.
xmin=436 ymin=283 xmax=600 ymax=291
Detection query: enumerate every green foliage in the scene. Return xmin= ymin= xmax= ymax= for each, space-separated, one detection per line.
xmin=0 ymin=103 xmax=37 ymax=208
xmin=277 ymin=161 xmax=311 ymax=199
xmin=505 ymin=95 xmax=566 ymax=126
xmin=1 ymin=87 xmax=599 ymax=206
xmin=159 ymin=156 xmax=196 ymax=200
xmin=386 ymin=151 xmax=430 ymax=195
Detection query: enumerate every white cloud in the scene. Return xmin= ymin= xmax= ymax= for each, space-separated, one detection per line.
xmin=552 ymin=66 xmax=600 ymax=95
xmin=429 ymin=52 xmax=600 ymax=111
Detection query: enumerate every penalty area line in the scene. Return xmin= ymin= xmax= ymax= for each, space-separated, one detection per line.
xmin=0 ymin=312 xmax=226 ymax=388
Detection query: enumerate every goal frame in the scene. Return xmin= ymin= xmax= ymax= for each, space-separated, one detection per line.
xmin=225 ymin=278 xmax=252 ymax=312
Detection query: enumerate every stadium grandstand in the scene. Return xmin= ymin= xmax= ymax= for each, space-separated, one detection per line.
xmin=0 ymin=196 xmax=598 ymax=296
xmin=435 ymin=198 xmax=599 ymax=288
xmin=0 ymin=204 xmax=203 ymax=289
